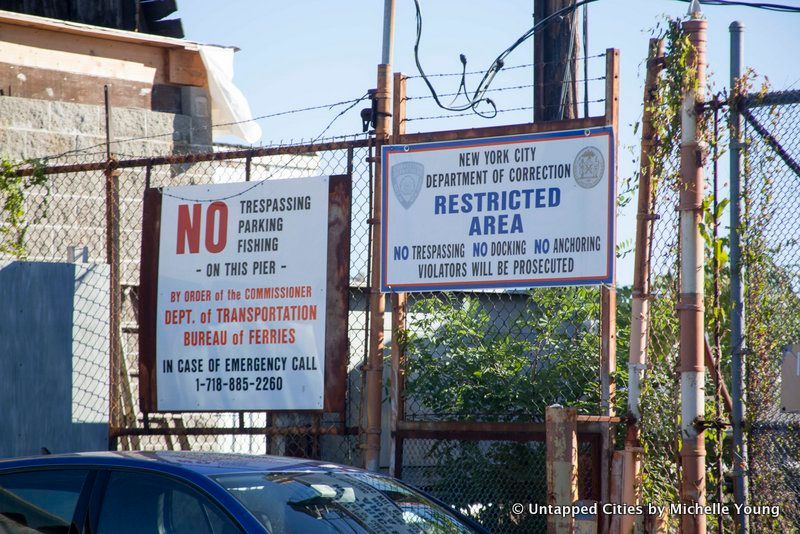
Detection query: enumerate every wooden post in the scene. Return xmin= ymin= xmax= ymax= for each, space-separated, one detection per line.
xmin=534 ymin=0 xmax=580 ymax=121
xmin=547 ymin=405 xmax=579 ymax=534
xmin=365 ymin=63 xmax=392 ymax=472
xmin=600 ymin=48 xmax=619 ymax=527
xmin=389 ymin=72 xmax=407 ymax=479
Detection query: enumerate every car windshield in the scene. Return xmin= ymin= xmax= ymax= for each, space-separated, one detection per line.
xmin=213 ymin=470 xmax=477 ymax=533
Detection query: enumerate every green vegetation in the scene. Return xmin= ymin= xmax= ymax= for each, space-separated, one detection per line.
xmin=0 ymin=157 xmax=48 ymax=258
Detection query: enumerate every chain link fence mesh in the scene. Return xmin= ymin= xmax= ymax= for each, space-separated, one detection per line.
xmin=403 ymin=288 xmax=604 ymax=423
xmin=391 ymin=53 xmax=613 ymax=529
xmin=400 ymin=437 xmax=600 ymax=534
xmin=2 ymin=137 xmax=374 ymax=468
xmin=741 ymin=89 xmax=800 ymax=532
xmin=2 ymin=51 xmax=617 ymax=530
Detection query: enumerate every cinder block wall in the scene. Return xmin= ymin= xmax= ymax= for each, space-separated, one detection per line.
xmin=0 ymin=94 xmax=213 ymax=282
xmin=0 ymin=95 xmax=212 ymax=161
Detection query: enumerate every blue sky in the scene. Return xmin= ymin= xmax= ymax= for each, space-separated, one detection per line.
xmin=178 ymin=0 xmax=800 ymax=285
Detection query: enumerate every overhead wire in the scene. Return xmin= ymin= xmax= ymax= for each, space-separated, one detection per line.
xmin=405 ymin=56 xmax=604 ymax=80
xmin=682 ymin=0 xmax=800 ymax=13
xmin=412 ymin=0 xmax=800 ymax=118
xmin=412 ymin=0 xmax=602 ymax=119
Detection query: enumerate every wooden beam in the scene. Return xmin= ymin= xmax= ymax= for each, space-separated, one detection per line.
xmin=0 ymin=17 xmax=209 ymax=96
xmin=395 ymin=419 xmax=611 ymax=441
xmin=168 ymin=48 xmax=207 ymax=87
xmin=0 ymin=21 xmax=168 ymax=85
xmin=0 ymin=9 xmax=204 ymax=50
xmin=0 ymin=62 xmax=182 ymax=112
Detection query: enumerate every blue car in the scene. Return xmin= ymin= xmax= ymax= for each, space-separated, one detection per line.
xmin=0 ymin=451 xmax=486 ymax=533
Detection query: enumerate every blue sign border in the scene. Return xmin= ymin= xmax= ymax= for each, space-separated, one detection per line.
xmin=381 ymin=126 xmax=616 ymax=292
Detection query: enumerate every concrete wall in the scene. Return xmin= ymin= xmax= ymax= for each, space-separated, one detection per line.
xmin=0 ymin=261 xmax=109 ymax=458
xmin=0 ymin=93 xmax=212 ymax=161
xmin=0 ymin=93 xmax=212 ymax=283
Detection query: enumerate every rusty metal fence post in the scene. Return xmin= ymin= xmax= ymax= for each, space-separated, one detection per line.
xmin=622 ymin=37 xmax=665 ymax=534
xmin=546 ymin=405 xmax=579 ymax=534
xmin=728 ymin=20 xmax=750 ymax=534
xmin=365 ymin=62 xmax=392 ymax=472
xmin=389 ymin=72 xmax=407 ymax=479
xmin=679 ymin=14 xmax=708 ymax=533
xmin=600 ymin=48 xmax=620 ymax=525
xmin=104 ymin=85 xmax=122 ymax=447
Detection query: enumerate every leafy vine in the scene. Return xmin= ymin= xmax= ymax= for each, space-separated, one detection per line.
xmin=0 ymin=158 xmax=49 ymax=258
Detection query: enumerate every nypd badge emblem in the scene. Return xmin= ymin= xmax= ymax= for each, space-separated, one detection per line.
xmin=573 ymin=146 xmax=605 ymax=189
xmin=391 ymin=161 xmax=424 ymax=209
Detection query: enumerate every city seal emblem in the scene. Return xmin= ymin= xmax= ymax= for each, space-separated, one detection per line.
xmin=391 ymin=161 xmax=424 ymax=209
xmin=573 ymin=146 xmax=605 ymax=189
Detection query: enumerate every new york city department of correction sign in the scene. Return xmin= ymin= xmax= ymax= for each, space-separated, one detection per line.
xmin=381 ymin=126 xmax=615 ymax=292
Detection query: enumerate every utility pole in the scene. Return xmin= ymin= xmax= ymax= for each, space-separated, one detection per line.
xmin=679 ymin=8 xmax=707 ymax=532
xmin=365 ymin=0 xmax=394 ymax=473
xmin=533 ymin=0 xmax=579 ymax=121
xmin=729 ymin=20 xmax=749 ymax=534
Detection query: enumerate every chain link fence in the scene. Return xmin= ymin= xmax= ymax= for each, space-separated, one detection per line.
xmin=740 ymin=88 xmax=800 ymax=531
xmin=403 ymin=287 xmax=604 ymax=423
xmin=2 ymin=48 xmax=618 ymax=531
xmin=399 ymin=436 xmax=600 ymax=534
xmin=3 ymin=131 xmax=612 ymax=530
xmin=2 ymin=136 xmax=374 ymax=468
xmin=639 ymin=73 xmax=800 ymax=530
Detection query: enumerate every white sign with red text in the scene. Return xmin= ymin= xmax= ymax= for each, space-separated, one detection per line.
xmin=156 ymin=177 xmax=329 ymax=411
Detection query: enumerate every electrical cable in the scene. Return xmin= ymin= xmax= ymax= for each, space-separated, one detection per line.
xmin=412 ymin=0 xmax=800 ymax=118
xmin=683 ymin=0 xmax=800 ymax=13
xmin=413 ymin=0 xmax=601 ymax=118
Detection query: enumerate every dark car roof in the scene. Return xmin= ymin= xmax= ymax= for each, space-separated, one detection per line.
xmin=0 ymin=451 xmax=362 ymax=477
